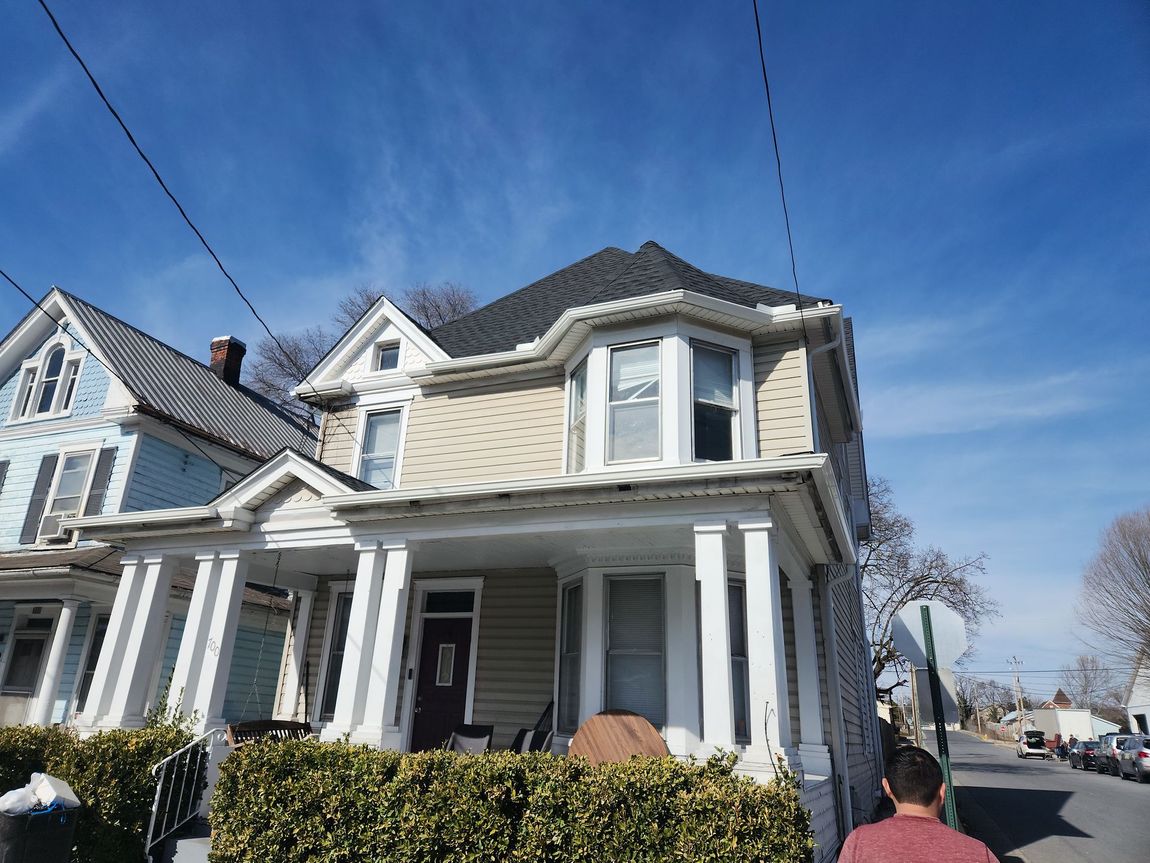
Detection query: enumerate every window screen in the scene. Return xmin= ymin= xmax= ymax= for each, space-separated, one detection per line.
xmin=606 ymin=577 xmax=665 ymax=727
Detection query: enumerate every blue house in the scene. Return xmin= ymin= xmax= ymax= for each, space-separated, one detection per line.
xmin=0 ymin=288 xmax=316 ymax=728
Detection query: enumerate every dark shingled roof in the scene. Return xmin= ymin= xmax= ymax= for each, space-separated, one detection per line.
xmin=61 ymin=291 xmax=317 ymax=459
xmin=429 ymin=241 xmax=829 ymax=358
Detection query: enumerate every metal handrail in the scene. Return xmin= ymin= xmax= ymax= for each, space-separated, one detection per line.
xmin=144 ymin=728 xmax=223 ymax=852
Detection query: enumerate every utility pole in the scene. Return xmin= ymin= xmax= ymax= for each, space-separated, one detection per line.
xmin=909 ymin=664 xmax=924 ymax=748
xmin=973 ymin=680 xmax=983 ymax=736
xmin=1010 ymin=656 xmax=1025 ymax=735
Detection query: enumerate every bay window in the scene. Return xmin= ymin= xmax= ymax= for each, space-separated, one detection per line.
xmin=605 ymin=576 xmax=665 ymax=727
xmin=359 ymin=409 xmax=402 ymax=488
xmin=691 ymin=343 xmax=736 ymax=461
xmin=567 ymin=361 xmax=588 ymax=473
xmin=557 ymin=581 xmax=582 ymax=732
xmin=607 ymin=342 xmax=660 ymax=462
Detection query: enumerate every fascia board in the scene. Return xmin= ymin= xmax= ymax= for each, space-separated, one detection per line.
xmin=809 ymin=461 xmax=857 ymax=565
xmin=297 ymin=297 xmax=449 ymax=398
xmin=64 ymin=506 xmax=217 ymax=532
xmin=326 ymin=454 xmax=827 ymax=510
xmin=411 ymin=291 xmax=791 ymax=380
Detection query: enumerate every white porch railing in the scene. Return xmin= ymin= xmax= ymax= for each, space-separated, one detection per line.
xmin=144 ymin=728 xmax=223 ymax=853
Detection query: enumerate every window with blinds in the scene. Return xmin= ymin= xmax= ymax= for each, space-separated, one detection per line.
xmin=728 ymin=582 xmax=751 ymax=743
xmin=606 ymin=576 xmax=665 ymax=727
xmin=558 ymin=581 xmax=582 ymax=732
xmin=608 ymin=342 xmax=660 ymax=462
xmin=567 ymin=361 xmax=588 ymax=473
xmin=691 ymin=342 xmax=736 ymax=461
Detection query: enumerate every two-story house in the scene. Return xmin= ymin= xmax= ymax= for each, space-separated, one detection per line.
xmin=0 ymin=289 xmax=315 ymax=728
xmin=70 ymin=242 xmax=883 ymax=858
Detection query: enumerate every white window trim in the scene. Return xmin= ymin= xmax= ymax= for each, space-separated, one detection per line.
xmin=311 ymin=579 xmax=353 ymax=726
xmin=554 ymin=575 xmax=584 ymax=734
xmin=604 ymin=339 xmax=664 ymax=467
xmin=8 ymin=339 xmax=86 ymax=424
xmin=689 ymin=339 xmax=740 ymax=464
xmin=69 ymin=606 xmax=110 ymax=717
xmin=399 ymin=576 xmax=484 ymax=753
xmin=370 ymin=339 xmax=404 ymax=376
xmin=0 ymin=604 xmax=63 ymax=704
xmin=561 ymin=319 xmax=756 ymax=474
xmin=351 ymin=399 xmax=413 ymax=490
xmin=45 ymin=446 xmax=99 ymax=515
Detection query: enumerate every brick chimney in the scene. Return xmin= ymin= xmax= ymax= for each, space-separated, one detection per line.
xmin=209 ymin=336 xmax=247 ymax=386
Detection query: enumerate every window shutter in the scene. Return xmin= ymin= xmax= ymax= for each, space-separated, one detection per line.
xmin=0 ymin=460 xmax=9 ymax=498
xmin=20 ymin=454 xmax=58 ymax=544
xmin=83 ymin=447 xmax=117 ymax=516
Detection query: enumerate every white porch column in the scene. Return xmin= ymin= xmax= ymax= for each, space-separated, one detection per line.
xmin=80 ymin=554 xmax=147 ymax=729
xmin=739 ymin=518 xmax=794 ymax=757
xmin=323 ymin=540 xmax=387 ymax=740
xmin=276 ymin=588 xmax=315 ymax=721
xmin=695 ymin=521 xmax=735 ymax=750
xmin=664 ymin=565 xmax=701 ymax=755
xmin=578 ymin=569 xmax=605 ymax=723
xmin=30 ymin=600 xmax=79 ymax=726
xmin=355 ymin=543 xmax=413 ymax=747
xmin=789 ymin=573 xmax=831 ymax=778
xmin=189 ymin=551 xmax=249 ymax=731
xmin=104 ymin=554 xmax=178 ymax=728
xmin=169 ymin=552 xmax=220 ymax=714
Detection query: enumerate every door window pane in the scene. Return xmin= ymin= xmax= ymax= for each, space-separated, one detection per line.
xmin=2 ymin=636 xmax=47 ymax=693
xmin=558 ymin=582 xmax=582 ymax=733
xmin=608 ymin=343 xmax=660 ymax=461
xmin=606 ymin=577 xmax=665 ymax=727
xmin=360 ymin=411 xmax=401 ymax=488
xmin=692 ymin=344 xmax=736 ymax=461
xmin=436 ymin=644 xmax=456 ymax=686
xmin=320 ymin=593 xmax=353 ymax=720
xmin=49 ymin=452 xmax=94 ymax=516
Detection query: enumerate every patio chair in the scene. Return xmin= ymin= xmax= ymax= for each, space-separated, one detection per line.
xmin=446 ymin=723 xmax=494 ymax=753
xmin=225 ymin=719 xmax=314 ymax=748
xmin=508 ymin=727 xmax=554 ymax=753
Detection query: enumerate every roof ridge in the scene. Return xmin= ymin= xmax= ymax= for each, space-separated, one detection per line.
xmin=584 ymin=241 xmax=674 ymax=305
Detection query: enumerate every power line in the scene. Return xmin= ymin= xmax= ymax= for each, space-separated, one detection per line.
xmin=750 ymin=0 xmax=808 ymax=342
xmin=37 ymin=0 xmax=365 ymax=463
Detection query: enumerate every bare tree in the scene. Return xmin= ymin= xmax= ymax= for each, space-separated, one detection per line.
xmin=245 ymin=282 xmax=476 ymax=408
xmin=862 ymin=477 xmax=998 ymax=695
xmin=1059 ymin=655 xmax=1119 ymax=711
xmin=403 ymin=281 xmax=477 ymax=329
xmin=1079 ymin=508 xmax=1150 ymax=663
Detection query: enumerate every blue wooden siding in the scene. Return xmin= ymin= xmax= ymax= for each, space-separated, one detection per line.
xmin=155 ymin=615 xmax=186 ymax=709
xmin=122 ymin=435 xmax=222 ymax=512
xmin=50 ymin=604 xmax=91 ymax=723
xmin=0 ymin=425 xmax=134 ymax=549
xmin=0 ymin=330 xmax=110 ymax=426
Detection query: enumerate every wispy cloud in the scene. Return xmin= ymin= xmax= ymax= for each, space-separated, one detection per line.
xmin=865 ymin=370 xmax=1105 ymax=438
xmin=0 ymin=67 xmax=67 ymax=158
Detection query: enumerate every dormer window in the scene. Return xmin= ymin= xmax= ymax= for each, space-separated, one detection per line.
xmin=11 ymin=339 xmax=83 ymax=422
xmin=374 ymin=342 xmax=400 ymax=372
xmin=607 ymin=342 xmax=661 ymax=462
xmin=691 ymin=343 xmax=737 ymax=461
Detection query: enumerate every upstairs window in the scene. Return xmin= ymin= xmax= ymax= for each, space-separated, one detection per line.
xmin=607 ymin=342 xmax=660 ymax=462
xmin=567 ymin=361 xmax=588 ymax=473
xmin=11 ymin=341 xmax=82 ymax=421
xmin=48 ymin=452 xmax=95 ymax=519
xmin=359 ymin=409 xmax=402 ymax=488
xmin=691 ymin=343 xmax=736 ymax=461
xmin=375 ymin=342 xmax=400 ymax=372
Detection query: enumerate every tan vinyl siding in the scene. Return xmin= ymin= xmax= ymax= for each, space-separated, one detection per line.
xmin=316 ymin=405 xmax=358 ymax=475
xmin=401 ymin=376 xmax=566 ymax=487
xmin=301 ymin=581 xmax=339 ymax=723
xmin=753 ymin=340 xmax=813 ymax=457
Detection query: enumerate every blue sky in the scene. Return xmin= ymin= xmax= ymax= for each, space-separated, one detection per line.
xmin=2 ymin=2 xmax=1147 ymax=696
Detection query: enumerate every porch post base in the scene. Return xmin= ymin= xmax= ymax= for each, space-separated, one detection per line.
xmin=797 ymin=743 xmax=833 ymax=782
xmin=736 ymin=745 xmax=803 ymax=783
xmin=319 ymin=723 xmax=354 ymax=742
xmin=86 ymin=714 xmax=147 ymax=732
xmin=348 ymin=724 xmax=403 ymax=750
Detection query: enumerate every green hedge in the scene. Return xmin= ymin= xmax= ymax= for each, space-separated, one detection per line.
xmin=0 ymin=723 xmax=193 ymax=863
xmin=210 ymin=741 xmax=814 ymax=863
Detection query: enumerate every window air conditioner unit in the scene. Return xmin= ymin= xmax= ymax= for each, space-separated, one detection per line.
xmin=38 ymin=513 xmax=74 ymax=543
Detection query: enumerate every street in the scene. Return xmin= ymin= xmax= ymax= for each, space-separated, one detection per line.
xmin=929 ymin=731 xmax=1150 ymax=863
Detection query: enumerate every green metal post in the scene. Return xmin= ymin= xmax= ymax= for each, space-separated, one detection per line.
xmin=921 ymin=605 xmax=959 ymax=830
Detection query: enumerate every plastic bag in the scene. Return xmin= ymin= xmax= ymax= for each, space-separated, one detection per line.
xmin=34 ymin=775 xmax=80 ymax=810
xmin=0 ymin=772 xmax=42 ymax=816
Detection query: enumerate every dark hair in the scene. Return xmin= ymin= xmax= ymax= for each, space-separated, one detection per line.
xmin=885 ymin=746 xmax=943 ymax=806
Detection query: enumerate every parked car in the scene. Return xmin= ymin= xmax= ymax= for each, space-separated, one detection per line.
xmin=1096 ymin=733 xmax=1130 ymax=776
xmin=1068 ymin=740 xmax=1100 ymax=770
xmin=1017 ymin=730 xmax=1051 ymax=759
xmin=1118 ymin=734 xmax=1150 ymax=783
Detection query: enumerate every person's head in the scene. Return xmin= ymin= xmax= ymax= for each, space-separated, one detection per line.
xmin=882 ymin=746 xmax=945 ymax=816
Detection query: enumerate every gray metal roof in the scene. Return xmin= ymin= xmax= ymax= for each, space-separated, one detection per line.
xmin=62 ymin=291 xmax=316 ymax=459
xmin=429 ymin=241 xmax=830 ymax=358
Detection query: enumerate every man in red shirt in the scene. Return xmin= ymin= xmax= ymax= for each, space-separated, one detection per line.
xmin=838 ymin=746 xmax=999 ymax=862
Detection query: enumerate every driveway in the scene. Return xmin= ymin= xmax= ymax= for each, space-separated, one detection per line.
xmin=930 ymin=730 xmax=1150 ymax=863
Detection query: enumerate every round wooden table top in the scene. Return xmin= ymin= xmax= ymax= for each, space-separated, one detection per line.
xmin=567 ymin=709 xmax=670 ymax=765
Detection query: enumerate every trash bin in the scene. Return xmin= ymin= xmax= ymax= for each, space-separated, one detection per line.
xmin=0 ymin=804 xmax=79 ymax=863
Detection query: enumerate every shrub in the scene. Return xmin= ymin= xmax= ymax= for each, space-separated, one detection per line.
xmin=0 ymin=722 xmax=193 ymax=863
xmin=209 ymin=742 xmax=814 ymax=863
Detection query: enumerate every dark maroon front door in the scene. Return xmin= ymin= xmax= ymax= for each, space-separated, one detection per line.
xmin=409 ymin=617 xmax=472 ymax=751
